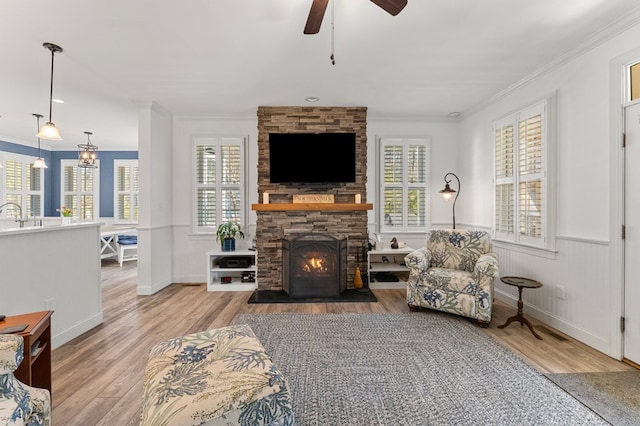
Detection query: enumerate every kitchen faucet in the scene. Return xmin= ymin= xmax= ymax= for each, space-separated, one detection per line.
xmin=0 ymin=202 xmax=28 ymax=228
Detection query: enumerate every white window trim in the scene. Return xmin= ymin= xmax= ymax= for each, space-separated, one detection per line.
xmin=60 ymin=159 xmax=100 ymax=221
xmin=113 ymin=159 xmax=139 ymax=225
xmin=492 ymin=93 xmax=557 ymax=251
xmin=0 ymin=152 xmax=44 ymax=220
xmin=376 ymin=136 xmax=431 ymax=234
xmin=191 ymin=136 xmax=247 ymax=235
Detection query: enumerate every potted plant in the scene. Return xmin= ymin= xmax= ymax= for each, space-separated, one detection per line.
xmin=216 ymin=221 xmax=244 ymax=251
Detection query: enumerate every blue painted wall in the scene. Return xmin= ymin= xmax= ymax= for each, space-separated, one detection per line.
xmin=1 ymin=140 xmax=137 ymax=217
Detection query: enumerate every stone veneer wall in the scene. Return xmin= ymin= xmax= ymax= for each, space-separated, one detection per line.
xmin=256 ymin=106 xmax=368 ymax=291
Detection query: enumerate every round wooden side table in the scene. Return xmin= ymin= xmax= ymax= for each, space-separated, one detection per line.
xmin=498 ymin=276 xmax=543 ymax=340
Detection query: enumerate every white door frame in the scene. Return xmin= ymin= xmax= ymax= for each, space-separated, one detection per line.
xmin=611 ymin=47 xmax=640 ymax=361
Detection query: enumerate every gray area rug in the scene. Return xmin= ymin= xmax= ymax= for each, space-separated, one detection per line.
xmin=232 ymin=312 xmax=608 ymax=425
xmin=546 ymin=371 xmax=640 ymax=426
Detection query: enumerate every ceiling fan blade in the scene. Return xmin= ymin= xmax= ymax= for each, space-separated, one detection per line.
xmin=370 ymin=0 xmax=408 ymax=16
xmin=304 ymin=0 xmax=329 ymax=34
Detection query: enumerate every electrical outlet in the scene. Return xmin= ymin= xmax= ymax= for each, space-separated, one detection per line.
xmin=44 ymin=298 xmax=55 ymax=311
xmin=556 ymin=285 xmax=566 ymax=300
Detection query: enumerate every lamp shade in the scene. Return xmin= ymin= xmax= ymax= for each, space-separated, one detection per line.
xmin=36 ymin=122 xmax=62 ymax=141
xmin=32 ymin=157 xmax=48 ymax=169
xmin=439 ymin=183 xmax=456 ymax=200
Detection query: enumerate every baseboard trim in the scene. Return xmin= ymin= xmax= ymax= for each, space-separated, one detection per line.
xmin=51 ymin=311 xmax=104 ymax=350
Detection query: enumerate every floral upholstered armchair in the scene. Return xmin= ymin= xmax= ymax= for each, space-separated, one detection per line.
xmin=404 ymin=229 xmax=499 ymax=327
xmin=0 ymin=334 xmax=51 ymax=426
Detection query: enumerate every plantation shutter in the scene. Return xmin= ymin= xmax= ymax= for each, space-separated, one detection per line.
xmin=518 ymin=113 xmax=543 ymax=240
xmin=494 ymin=124 xmax=515 ymax=237
xmin=193 ymin=137 xmax=245 ymax=233
xmin=196 ymin=144 xmax=217 ymax=227
xmin=3 ymin=160 xmax=23 ymax=217
xmin=220 ymin=144 xmax=241 ymax=223
xmin=61 ymin=160 xmax=99 ymax=220
xmin=407 ymin=142 xmax=427 ymax=228
xmin=379 ymin=137 xmax=429 ymax=232
xmin=27 ymin=165 xmax=42 ymax=217
xmin=115 ymin=160 xmax=139 ymax=222
xmin=3 ymin=156 xmax=43 ymax=218
xmin=62 ymin=164 xmax=77 ymax=214
xmin=493 ymin=99 xmax=547 ymax=247
xmin=382 ymin=141 xmax=404 ymax=228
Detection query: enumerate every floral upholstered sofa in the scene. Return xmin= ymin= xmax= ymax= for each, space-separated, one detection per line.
xmin=0 ymin=334 xmax=51 ymax=426
xmin=404 ymin=229 xmax=499 ymax=327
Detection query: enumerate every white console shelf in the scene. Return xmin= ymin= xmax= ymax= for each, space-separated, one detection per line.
xmin=368 ymin=246 xmax=414 ymax=289
xmin=206 ymin=249 xmax=258 ymax=292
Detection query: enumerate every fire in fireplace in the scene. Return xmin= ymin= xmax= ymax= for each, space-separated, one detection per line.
xmin=283 ymin=234 xmax=347 ymax=298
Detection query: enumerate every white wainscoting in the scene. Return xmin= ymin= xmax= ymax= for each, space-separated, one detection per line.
xmin=494 ymin=236 xmax=619 ymax=358
xmin=172 ymin=225 xmax=228 ymax=284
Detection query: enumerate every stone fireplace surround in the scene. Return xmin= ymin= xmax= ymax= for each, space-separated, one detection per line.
xmin=254 ymin=106 xmax=369 ymax=292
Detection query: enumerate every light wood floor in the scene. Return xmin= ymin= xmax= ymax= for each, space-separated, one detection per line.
xmin=50 ymin=261 xmax=636 ymax=425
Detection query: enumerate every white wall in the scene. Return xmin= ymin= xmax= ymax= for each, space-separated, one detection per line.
xmin=458 ymin=20 xmax=640 ymax=358
xmin=171 ymin=115 xmax=259 ymax=283
xmin=0 ymin=224 xmax=103 ymax=349
xmin=137 ymin=102 xmax=174 ymax=295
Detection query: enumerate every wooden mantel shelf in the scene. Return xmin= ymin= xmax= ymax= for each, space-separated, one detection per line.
xmin=252 ymin=203 xmax=373 ymax=212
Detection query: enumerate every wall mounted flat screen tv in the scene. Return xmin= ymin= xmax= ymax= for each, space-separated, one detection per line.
xmin=269 ymin=133 xmax=356 ymax=185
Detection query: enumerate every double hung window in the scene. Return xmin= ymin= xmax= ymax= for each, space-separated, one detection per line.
xmin=378 ymin=137 xmax=429 ymax=233
xmin=61 ymin=160 xmax=99 ymax=220
xmin=114 ymin=160 xmax=139 ymax=223
xmin=1 ymin=154 xmax=44 ymax=218
xmin=494 ymin=99 xmax=552 ymax=248
xmin=193 ymin=137 xmax=246 ymax=234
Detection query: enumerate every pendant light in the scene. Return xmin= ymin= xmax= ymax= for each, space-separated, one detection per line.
xmin=36 ymin=42 xmax=63 ymax=141
xmin=78 ymin=131 xmax=98 ymax=168
xmin=32 ymin=113 xmax=48 ymax=169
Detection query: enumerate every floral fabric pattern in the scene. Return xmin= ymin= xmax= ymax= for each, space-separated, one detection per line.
xmin=141 ymin=324 xmax=294 ymax=426
xmin=405 ymin=229 xmax=499 ymax=324
xmin=0 ymin=335 xmax=51 ymax=426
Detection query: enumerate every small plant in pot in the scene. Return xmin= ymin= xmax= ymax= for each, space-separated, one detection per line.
xmin=216 ymin=221 xmax=244 ymax=252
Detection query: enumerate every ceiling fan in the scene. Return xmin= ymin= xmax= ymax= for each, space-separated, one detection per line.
xmin=304 ymin=0 xmax=408 ymax=34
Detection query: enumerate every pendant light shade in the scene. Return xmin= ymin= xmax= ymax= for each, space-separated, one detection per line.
xmin=32 ymin=113 xmax=48 ymax=169
xmin=36 ymin=42 xmax=63 ymax=141
xmin=78 ymin=131 xmax=99 ymax=168
xmin=32 ymin=157 xmax=48 ymax=169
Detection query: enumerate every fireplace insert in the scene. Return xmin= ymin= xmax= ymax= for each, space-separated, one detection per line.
xmin=282 ymin=234 xmax=347 ymax=298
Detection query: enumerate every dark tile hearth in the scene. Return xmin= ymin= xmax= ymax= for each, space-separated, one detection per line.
xmin=247 ymin=288 xmax=377 ymax=304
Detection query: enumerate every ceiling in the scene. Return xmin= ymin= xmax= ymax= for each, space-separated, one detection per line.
xmin=1 ymin=0 xmax=640 ymax=151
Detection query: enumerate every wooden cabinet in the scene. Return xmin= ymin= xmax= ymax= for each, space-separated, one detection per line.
xmin=3 ymin=310 xmax=53 ymax=393
xmin=367 ymin=247 xmax=414 ymax=289
xmin=207 ymin=250 xmax=258 ymax=291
